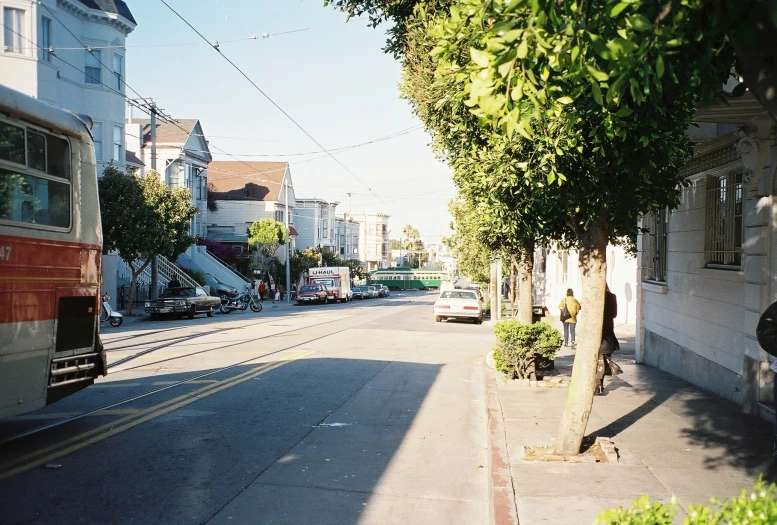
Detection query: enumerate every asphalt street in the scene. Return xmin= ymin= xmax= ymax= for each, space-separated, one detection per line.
xmin=0 ymin=292 xmax=494 ymax=525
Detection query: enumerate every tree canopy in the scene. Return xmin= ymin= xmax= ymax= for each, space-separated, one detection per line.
xmin=99 ymin=167 xmax=198 ymax=314
xmin=247 ymin=218 xmax=287 ymax=276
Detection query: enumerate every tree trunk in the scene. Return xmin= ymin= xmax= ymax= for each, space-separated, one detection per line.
xmin=509 ymin=257 xmax=517 ymax=317
xmin=126 ymin=256 xmax=153 ymax=316
xmin=518 ymin=243 xmax=534 ymax=325
xmin=554 ymin=224 xmax=608 ymax=455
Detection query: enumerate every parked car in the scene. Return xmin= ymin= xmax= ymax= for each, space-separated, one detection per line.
xmin=204 ymin=273 xmax=239 ymax=300
xmin=434 ymin=289 xmax=483 ymax=324
xmin=352 ymin=287 xmax=365 ymax=300
xmin=378 ymin=285 xmax=390 ymax=297
xmin=297 ymin=283 xmax=329 ymax=305
xmin=145 ymin=286 xmax=222 ymax=319
xmin=366 ymin=285 xmax=379 ymax=298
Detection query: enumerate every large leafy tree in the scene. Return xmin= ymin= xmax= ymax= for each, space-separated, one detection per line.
xmin=99 ymin=167 xmax=198 ymax=315
xmin=443 ymin=200 xmax=490 ymax=285
xmin=326 ymin=0 xmax=736 ymax=455
xmin=247 ymin=218 xmax=287 ymax=279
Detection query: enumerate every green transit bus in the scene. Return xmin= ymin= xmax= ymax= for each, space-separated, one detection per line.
xmin=367 ymin=268 xmax=448 ymax=291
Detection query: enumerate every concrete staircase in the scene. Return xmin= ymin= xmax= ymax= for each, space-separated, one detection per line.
xmin=177 ymin=246 xmax=251 ymax=292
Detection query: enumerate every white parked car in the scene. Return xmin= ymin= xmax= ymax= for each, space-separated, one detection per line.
xmin=434 ymin=290 xmax=483 ymax=324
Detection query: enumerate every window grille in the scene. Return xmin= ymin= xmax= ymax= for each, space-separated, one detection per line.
xmin=705 ymin=171 xmax=743 ymax=268
xmin=643 ymin=209 xmax=668 ymax=282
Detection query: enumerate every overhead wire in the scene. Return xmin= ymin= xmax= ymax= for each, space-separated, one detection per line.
xmin=157 ymin=0 xmax=393 ymax=211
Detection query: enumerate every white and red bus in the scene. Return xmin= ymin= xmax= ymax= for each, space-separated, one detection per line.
xmin=0 ymin=84 xmax=106 ymax=420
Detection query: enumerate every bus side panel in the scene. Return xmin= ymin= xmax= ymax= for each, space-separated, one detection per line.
xmin=0 ymin=235 xmax=100 ymax=419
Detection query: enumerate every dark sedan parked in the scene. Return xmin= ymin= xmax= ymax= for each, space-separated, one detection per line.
xmin=352 ymin=286 xmax=365 ymax=300
xmin=145 ymin=286 xmax=221 ymax=319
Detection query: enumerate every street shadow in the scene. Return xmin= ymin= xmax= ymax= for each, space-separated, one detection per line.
xmin=0 ymin=357 xmax=444 ymax=525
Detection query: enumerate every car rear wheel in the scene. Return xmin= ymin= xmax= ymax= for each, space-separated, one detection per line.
xmin=477 ymin=316 xmax=483 ymax=324
xmin=207 ymin=306 xmax=214 ymax=317
xmin=188 ymin=305 xmax=196 ymax=319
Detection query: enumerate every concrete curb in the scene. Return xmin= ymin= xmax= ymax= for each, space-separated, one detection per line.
xmin=483 ymin=362 xmax=520 ymax=525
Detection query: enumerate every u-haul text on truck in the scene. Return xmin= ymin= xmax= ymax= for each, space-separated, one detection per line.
xmin=307 ymin=267 xmax=353 ymax=303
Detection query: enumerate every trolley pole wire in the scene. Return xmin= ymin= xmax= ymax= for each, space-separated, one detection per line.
xmin=157 ymin=0 xmax=393 ymax=212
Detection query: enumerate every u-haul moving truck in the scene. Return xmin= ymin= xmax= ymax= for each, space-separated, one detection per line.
xmin=307 ymin=267 xmax=352 ymax=303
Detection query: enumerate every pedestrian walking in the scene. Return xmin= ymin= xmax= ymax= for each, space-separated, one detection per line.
xmin=291 ymin=280 xmax=297 ymax=300
xmin=258 ymin=281 xmax=266 ymax=302
xmin=558 ymin=288 xmax=581 ymax=347
xmin=595 ymin=285 xmax=621 ymax=395
xmin=270 ymin=280 xmax=277 ymax=303
xmin=756 ymin=301 xmax=777 ymax=463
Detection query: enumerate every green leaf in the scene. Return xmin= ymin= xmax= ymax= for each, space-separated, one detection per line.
xmin=557 ymin=96 xmax=573 ymax=105
xmin=470 ymin=48 xmax=491 ymax=68
xmin=585 ymin=64 xmax=609 ymax=82
xmin=609 ymin=2 xmax=629 ymax=17
xmin=517 ymin=39 xmax=528 ymax=59
xmin=615 ymin=107 xmax=634 ymax=117
xmin=655 ymin=54 xmax=665 ymax=78
xmin=570 ymin=45 xmax=580 ymax=63
xmin=629 ymin=15 xmax=651 ymax=32
xmin=591 ymin=80 xmax=603 ymax=105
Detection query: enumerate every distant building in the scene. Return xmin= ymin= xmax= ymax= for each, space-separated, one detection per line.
xmin=347 ymin=213 xmax=390 ymax=271
xmin=294 ymin=198 xmax=338 ymax=254
xmin=426 ymin=244 xmax=457 ymax=275
xmin=206 ymin=161 xmax=297 ymax=261
xmin=127 ymin=118 xmax=212 ymax=238
xmin=0 ymin=0 xmax=136 ymax=174
xmin=335 ymin=215 xmax=360 ymax=260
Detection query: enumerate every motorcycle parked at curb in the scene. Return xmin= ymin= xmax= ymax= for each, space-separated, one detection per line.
xmin=100 ymin=294 xmax=123 ymax=327
xmin=220 ymin=291 xmax=263 ymax=314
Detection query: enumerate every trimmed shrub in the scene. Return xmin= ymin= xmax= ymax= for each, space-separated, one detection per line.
xmin=594 ymin=479 xmax=777 ymax=525
xmin=178 ymin=267 xmax=206 ymax=286
xmin=492 ymin=320 xmax=562 ymax=379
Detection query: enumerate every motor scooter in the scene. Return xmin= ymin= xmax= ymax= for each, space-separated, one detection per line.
xmin=101 ymin=294 xmax=124 ymax=327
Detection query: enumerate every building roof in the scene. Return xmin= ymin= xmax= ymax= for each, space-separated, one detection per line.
xmin=208 ymin=161 xmax=289 ymax=202
xmin=132 ymin=119 xmax=200 ymax=146
xmin=125 ymin=150 xmax=144 ymax=166
xmin=695 ymin=92 xmax=769 ymax=125
xmin=74 ymin=0 xmax=136 ymax=24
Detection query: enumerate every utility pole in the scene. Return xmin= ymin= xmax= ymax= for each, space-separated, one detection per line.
xmin=150 ymin=104 xmax=159 ymax=300
xmin=284 ymin=177 xmax=291 ymax=304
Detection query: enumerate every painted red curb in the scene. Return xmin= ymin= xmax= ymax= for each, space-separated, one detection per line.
xmin=483 ymin=364 xmax=520 ymax=525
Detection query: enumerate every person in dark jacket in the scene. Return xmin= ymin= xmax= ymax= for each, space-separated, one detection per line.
xmin=595 ymin=285 xmax=620 ymax=395
xmin=756 ymin=301 xmax=777 ymax=463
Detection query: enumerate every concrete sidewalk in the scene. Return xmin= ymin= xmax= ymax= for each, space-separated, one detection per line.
xmin=487 ymin=324 xmax=775 ymax=524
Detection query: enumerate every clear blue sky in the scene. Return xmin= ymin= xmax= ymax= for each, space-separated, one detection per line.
xmin=126 ymin=0 xmax=456 ymax=244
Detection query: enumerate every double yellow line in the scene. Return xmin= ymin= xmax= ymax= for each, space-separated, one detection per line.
xmin=0 ymin=350 xmax=312 ymax=480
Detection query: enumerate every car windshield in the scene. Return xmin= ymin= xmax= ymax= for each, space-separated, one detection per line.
xmin=353 ymin=287 xmax=361 ymax=292
xmin=439 ymin=291 xmax=477 ymax=300
xmin=301 ymin=285 xmax=319 ymax=292
xmin=162 ymin=287 xmax=195 ymax=298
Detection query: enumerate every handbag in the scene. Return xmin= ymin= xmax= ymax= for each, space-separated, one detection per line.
xmin=604 ymin=355 xmax=623 ymax=376
xmin=560 ymin=298 xmax=571 ymax=322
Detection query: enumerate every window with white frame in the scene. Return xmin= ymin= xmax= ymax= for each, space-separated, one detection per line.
xmin=39 ymin=16 xmax=51 ymax=61
xmin=112 ymin=125 xmax=122 ymax=162
xmin=85 ymin=50 xmax=101 ymax=84
xmin=322 ymin=219 xmax=328 ymax=237
xmin=705 ymin=171 xmax=743 ymax=268
xmin=183 ymin=164 xmax=191 ymax=190
xmin=112 ymin=53 xmax=123 ymax=91
xmin=643 ymin=209 xmax=668 ymax=282
xmin=3 ymin=7 xmax=24 ymax=54
xmin=92 ymin=122 xmax=103 ymax=161
xmin=275 ymin=209 xmax=283 ymax=223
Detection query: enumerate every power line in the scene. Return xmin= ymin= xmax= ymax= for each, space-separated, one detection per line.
xmin=157 ymin=0 xmax=392 ymax=210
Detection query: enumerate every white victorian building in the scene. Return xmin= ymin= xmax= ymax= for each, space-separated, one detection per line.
xmin=0 ymin=0 xmax=135 ymax=174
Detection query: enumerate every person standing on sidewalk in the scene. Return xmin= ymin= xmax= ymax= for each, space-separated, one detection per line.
xmin=258 ymin=281 xmax=266 ymax=302
xmin=270 ymin=280 xmax=277 ymax=303
xmin=559 ymin=288 xmax=581 ymax=347
xmin=595 ymin=285 xmax=620 ymax=395
xmin=756 ymin=301 xmax=777 ymax=463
